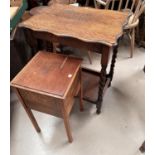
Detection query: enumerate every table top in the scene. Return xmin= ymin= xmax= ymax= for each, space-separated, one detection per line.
xmin=20 ymin=4 xmax=129 ymax=46
xmin=11 ymin=52 xmax=82 ymax=98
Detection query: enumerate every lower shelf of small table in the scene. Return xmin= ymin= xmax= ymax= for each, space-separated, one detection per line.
xmin=82 ymin=69 xmax=110 ymax=103
xmin=82 ymin=70 xmax=100 ymax=103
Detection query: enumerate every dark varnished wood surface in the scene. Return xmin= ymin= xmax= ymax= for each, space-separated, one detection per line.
xmin=11 ymin=51 xmax=83 ymax=142
xmin=20 ymin=4 xmax=129 ymax=46
xmin=11 ymin=51 xmax=82 ymax=98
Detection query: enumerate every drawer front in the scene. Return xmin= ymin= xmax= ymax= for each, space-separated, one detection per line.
xmin=64 ymin=69 xmax=80 ymax=115
xmin=18 ymin=88 xmax=63 ymax=118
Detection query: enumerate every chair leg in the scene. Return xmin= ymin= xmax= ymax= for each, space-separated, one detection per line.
xmin=87 ymin=51 xmax=92 ymax=64
xmin=130 ymin=28 xmax=135 ymax=58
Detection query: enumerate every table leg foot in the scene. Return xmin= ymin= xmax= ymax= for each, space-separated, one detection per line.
xmin=139 ymin=141 xmax=145 ymax=153
xmin=96 ymin=109 xmax=101 ymax=114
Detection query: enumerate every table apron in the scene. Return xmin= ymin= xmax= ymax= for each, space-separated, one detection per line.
xmin=24 ymin=28 xmax=108 ymax=54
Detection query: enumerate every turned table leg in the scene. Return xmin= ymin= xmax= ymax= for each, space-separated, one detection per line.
xmin=96 ymin=64 xmax=107 ymax=114
xmin=96 ymin=46 xmax=110 ymax=114
xmin=108 ymin=45 xmax=118 ymax=87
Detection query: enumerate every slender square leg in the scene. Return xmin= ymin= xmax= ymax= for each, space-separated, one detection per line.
xmin=61 ymin=107 xmax=73 ymax=143
xmin=13 ymin=88 xmax=41 ymax=133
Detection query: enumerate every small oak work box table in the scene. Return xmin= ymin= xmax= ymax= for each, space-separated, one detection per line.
xmin=11 ymin=51 xmax=84 ymax=143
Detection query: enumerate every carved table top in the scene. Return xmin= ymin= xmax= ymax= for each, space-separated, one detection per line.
xmin=20 ymin=4 xmax=129 ymax=46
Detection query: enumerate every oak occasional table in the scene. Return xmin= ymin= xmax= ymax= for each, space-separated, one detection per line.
xmin=19 ymin=4 xmax=129 ymax=114
xmin=11 ymin=51 xmax=83 ymax=143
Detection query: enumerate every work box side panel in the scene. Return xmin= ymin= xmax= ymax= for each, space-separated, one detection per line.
xmin=18 ymin=88 xmax=63 ymax=118
xmin=64 ymin=69 xmax=80 ymax=115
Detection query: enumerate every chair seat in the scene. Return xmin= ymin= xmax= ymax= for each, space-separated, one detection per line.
xmin=10 ymin=6 xmax=19 ymax=20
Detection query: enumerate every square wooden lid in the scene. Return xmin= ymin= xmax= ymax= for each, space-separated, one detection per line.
xmin=11 ymin=51 xmax=82 ymax=98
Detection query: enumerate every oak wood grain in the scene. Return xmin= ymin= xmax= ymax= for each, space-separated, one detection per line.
xmin=19 ymin=3 xmax=129 ymax=46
